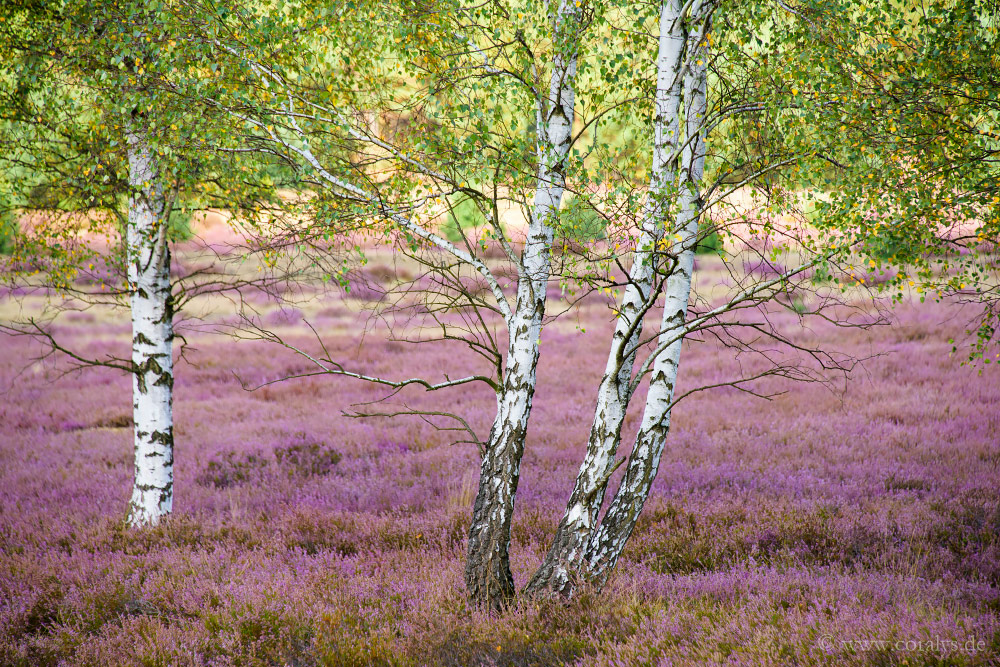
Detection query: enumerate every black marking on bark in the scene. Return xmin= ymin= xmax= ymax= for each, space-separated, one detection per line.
xmin=157 ymin=285 xmax=175 ymax=326
xmin=149 ymin=429 xmax=173 ymax=448
xmin=153 ymin=370 xmax=173 ymax=389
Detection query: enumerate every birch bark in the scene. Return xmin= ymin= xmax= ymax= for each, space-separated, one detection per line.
xmin=464 ymin=0 xmax=581 ymax=610
xmin=585 ymin=16 xmax=711 ymax=584
xmin=525 ymin=0 xmax=689 ymax=597
xmin=125 ymin=124 xmax=175 ymax=527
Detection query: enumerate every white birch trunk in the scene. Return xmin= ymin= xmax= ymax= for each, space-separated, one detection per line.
xmin=526 ymin=0 xmax=689 ymax=596
xmin=465 ymin=0 xmax=581 ymax=610
xmin=125 ymin=124 xmax=174 ymax=528
xmin=585 ymin=21 xmax=711 ymax=583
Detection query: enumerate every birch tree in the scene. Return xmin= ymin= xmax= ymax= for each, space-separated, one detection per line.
xmin=527 ymin=0 xmax=772 ymax=597
xmin=527 ymin=0 xmax=703 ymax=595
xmin=782 ymin=0 xmax=1000 ymax=362
xmin=462 ymin=0 xmax=585 ymax=609
xmin=122 ymin=121 xmax=175 ymax=525
xmin=582 ymin=8 xmax=712 ymax=587
xmin=0 ymin=0 xmax=286 ymax=526
xmin=0 ymin=0 xmax=179 ymax=527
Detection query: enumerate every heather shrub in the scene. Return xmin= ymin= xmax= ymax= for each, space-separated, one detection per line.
xmin=308 ymin=612 xmax=400 ymax=667
xmin=281 ymin=511 xmax=360 ymax=556
xmin=195 ymin=434 xmax=341 ymax=490
xmin=510 ymin=508 xmax=558 ymax=548
xmin=884 ymin=473 xmax=931 ymax=493
xmin=742 ymin=258 xmax=786 ymax=278
xmin=413 ymin=593 xmax=633 ymax=667
xmin=274 ymin=435 xmax=342 ymax=477
xmin=264 ymin=306 xmax=305 ymax=326
xmin=107 ymin=514 xmax=264 ymax=554
xmin=195 ymin=450 xmax=271 ymax=489
xmin=2 ymin=265 xmax=998 ymax=665
xmin=5 ymin=576 xmax=64 ymax=640
xmin=426 ymin=632 xmax=591 ymax=667
xmin=344 ymin=280 xmax=386 ymax=303
xmin=93 ymin=414 xmax=132 ymax=429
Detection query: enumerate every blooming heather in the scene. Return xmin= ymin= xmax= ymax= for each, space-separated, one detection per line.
xmin=1 ymin=255 xmax=998 ymax=665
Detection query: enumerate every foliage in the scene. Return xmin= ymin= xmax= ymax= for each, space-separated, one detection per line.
xmin=442 ymin=196 xmax=485 ymax=243
xmin=0 ymin=210 xmax=15 ymax=254
xmin=0 ymin=0 xmax=291 ymax=297
xmin=694 ymin=220 xmax=722 ymax=255
xmin=763 ymin=0 xmax=999 ymax=361
xmin=558 ymin=196 xmax=607 ymax=243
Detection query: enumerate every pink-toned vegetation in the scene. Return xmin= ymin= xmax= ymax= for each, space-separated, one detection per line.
xmin=1 ymin=253 xmax=998 ymax=666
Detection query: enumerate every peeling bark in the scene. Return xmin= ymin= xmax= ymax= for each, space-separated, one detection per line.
xmin=586 ymin=16 xmax=711 ymax=585
xmin=465 ymin=0 xmax=581 ymax=610
xmin=125 ymin=124 xmax=174 ymax=528
xmin=526 ymin=0 xmax=689 ymax=597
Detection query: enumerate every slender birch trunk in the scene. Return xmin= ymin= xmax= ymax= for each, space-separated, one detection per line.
xmin=465 ymin=0 xmax=581 ymax=610
xmin=585 ymin=20 xmax=710 ymax=585
xmin=125 ymin=124 xmax=175 ymax=527
xmin=525 ymin=0 xmax=689 ymax=597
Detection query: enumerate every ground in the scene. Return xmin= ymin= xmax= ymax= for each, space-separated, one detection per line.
xmin=1 ymin=251 xmax=998 ymax=666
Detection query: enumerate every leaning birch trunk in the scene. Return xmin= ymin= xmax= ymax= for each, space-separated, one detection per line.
xmin=464 ymin=0 xmax=581 ymax=610
xmin=585 ymin=17 xmax=710 ymax=586
xmin=125 ymin=124 xmax=175 ymax=527
xmin=525 ymin=0 xmax=688 ymax=597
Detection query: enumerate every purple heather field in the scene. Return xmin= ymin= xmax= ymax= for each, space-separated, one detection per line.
xmin=1 ymin=253 xmax=999 ymax=666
